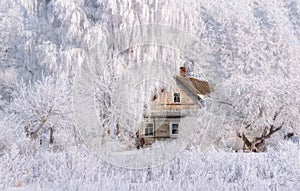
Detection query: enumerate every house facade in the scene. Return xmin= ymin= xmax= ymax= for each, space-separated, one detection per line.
xmin=137 ymin=66 xmax=211 ymax=147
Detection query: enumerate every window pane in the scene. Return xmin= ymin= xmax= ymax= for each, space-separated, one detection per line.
xmin=174 ymin=93 xmax=180 ymax=103
xmin=145 ymin=123 xmax=154 ymax=136
xmin=146 ymin=123 xmax=153 ymax=128
xmin=172 ymin=123 xmax=179 ymax=134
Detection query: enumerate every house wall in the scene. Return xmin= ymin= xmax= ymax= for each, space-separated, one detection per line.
xmin=150 ymin=79 xmax=200 ymax=111
xmin=154 ymin=118 xmax=171 ymax=137
xmin=140 ymin=117 xmax=180 ymax=145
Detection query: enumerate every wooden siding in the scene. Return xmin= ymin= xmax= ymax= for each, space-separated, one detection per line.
xmin=150 ymin=78 xmax=200 ymax=111
xmin=154 ymin=118 xmax=171 ymax=137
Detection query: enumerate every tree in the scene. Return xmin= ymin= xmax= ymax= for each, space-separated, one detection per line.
xmin=7 ymin=75 xmax=72 ymax=145
xmin=237 ymin=108 xmax=284 ymax=152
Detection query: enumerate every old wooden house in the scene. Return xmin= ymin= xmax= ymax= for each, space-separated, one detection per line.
xmin=137 ymin=66 xmax=212 ymax=147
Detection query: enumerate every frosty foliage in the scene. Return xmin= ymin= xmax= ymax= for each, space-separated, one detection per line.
xmin=6 ymin=75 xmax=74 ymax=145
xmin=0 ymin=142 xmax=299 ymax=190
xmin=0 ymin=0 xmax=299 ymax=190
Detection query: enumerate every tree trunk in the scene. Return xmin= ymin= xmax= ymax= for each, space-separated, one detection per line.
xmin=50 ymin=127 xmax=54 ymax=144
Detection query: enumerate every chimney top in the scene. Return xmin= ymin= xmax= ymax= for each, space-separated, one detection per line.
xmin=180 ymin=66 xmax=186 ymax=77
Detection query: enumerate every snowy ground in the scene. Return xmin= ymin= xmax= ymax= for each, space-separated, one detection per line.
xmin=1 ymin=142 xmax=299 ymax=191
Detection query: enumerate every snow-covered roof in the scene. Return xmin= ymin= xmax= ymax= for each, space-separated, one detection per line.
xmin=175 ymin=75 xmax=212 ymax=96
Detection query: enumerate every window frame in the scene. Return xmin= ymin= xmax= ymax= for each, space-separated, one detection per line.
xmin=173 ymin=92 xmax=181 ymax=103
xmin=170 ymin=122 xmax=180 ymax=137
xmin=144 ymin=122 xmax=154 ymax=137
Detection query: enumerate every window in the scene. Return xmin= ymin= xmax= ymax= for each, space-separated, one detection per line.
xmin=174 ymin=93 xmax=180 ymax=103
xmin=144 ymin=123 xmax=154 ymax=137
xmin=170 ymin=122 xmax=179 ymax=135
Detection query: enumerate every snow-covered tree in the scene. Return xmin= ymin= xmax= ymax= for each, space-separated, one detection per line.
xmin=7 ymin=75 xmax=73 ymax=146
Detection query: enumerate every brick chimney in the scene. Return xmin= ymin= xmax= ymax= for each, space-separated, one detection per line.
xmin=179 ymin=66 xmax=186 ymax=77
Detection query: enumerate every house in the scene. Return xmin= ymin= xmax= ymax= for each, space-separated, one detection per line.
xmin=136 ymin=66 xmax=212 ymax=147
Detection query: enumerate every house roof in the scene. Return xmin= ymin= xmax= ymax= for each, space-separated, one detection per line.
xmin=175 ymin=75 xmax=212 ymax=96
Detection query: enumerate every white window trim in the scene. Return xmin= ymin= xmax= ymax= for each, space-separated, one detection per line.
xmin=173 ymin=92 xmax=181 ymax=103
xmin=170 ymin=122 xmax=180 ymax=137
xmin=144 ymin=122 xmax=154 ymax=137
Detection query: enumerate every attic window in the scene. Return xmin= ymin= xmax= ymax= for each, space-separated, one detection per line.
xmin=174 ymin=93 xmax=180 ymax=103
xmin=144 ymin=123 xmax=154 ymax=137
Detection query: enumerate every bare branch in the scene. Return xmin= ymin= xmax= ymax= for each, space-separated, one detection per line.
xmin=217 ymin=101 xmax=244 ymax=118
xmin=245 ymin=123 xmax=251 ymax=129
xmin=33 ymin=117 xmax=47 ymax=139
xmin=237 ymin=133 xmax=252 ymax=148
xmin=238 ymin=110 xmax=284 ymax=152
xmin=32 ymin=107 xmax=52 ymax=139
